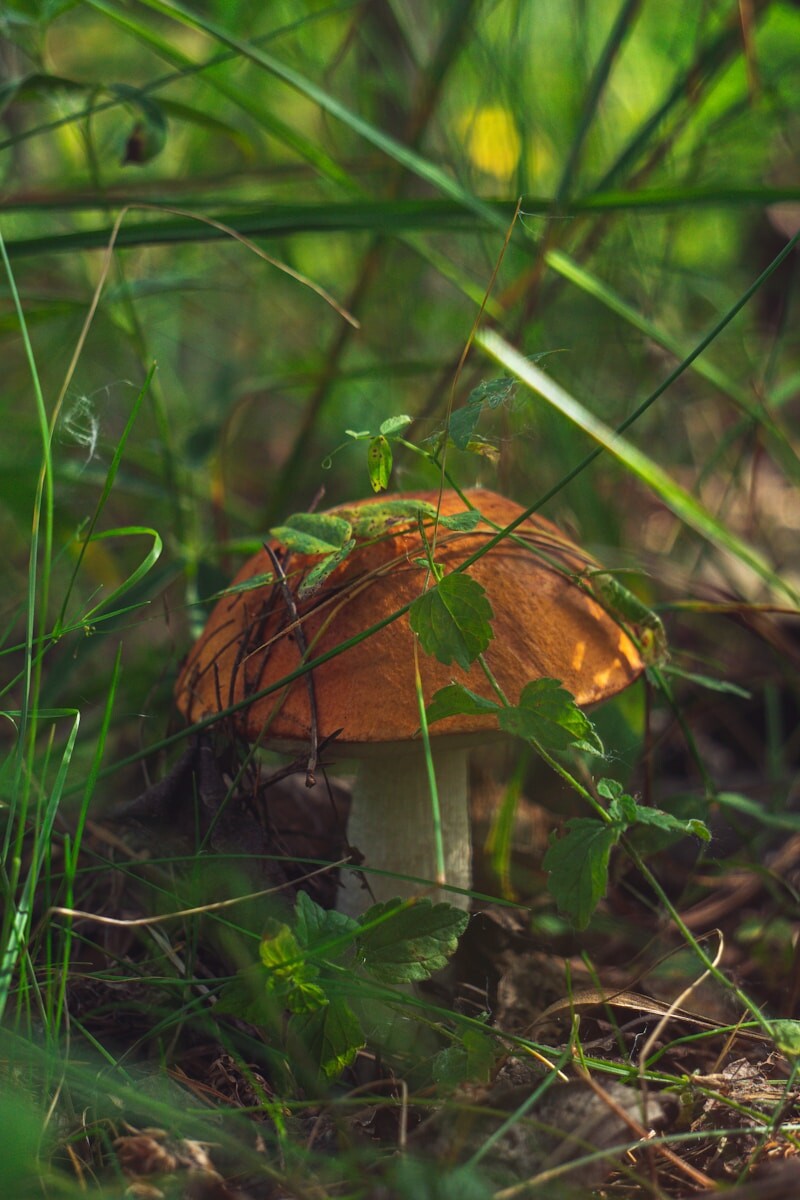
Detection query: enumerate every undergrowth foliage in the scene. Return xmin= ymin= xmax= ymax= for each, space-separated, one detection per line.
xmin=2 ymin=0 xmax=800 ymax=1195
xmin=217 ymin=893 xmax=471 ymax=1085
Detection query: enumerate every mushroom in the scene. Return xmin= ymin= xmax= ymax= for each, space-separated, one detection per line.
xmin=175 ymin=488 xmax=644 ymax=914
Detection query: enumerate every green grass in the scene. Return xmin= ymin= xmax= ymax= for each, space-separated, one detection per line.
xmin=2 ymin=0 xmax=800 ymax=1194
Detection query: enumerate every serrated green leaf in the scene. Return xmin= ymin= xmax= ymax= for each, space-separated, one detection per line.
xmin=629 ymin=805 xmax=710 ymax=841
xmin=368 ymin=435 xmax=392 ymax=492
xmin=597 ymin=779 xmax=709 ymax=841
xmin=270 ymin=512 xmax=352 ymax=555
xmin=409 ymin=573 xmax=494 ymax=669
xmin=294 ymin=889 xmax=358 ymax=948
xmin=543 ymin=819 xmax=621 ymax=929
xmin=297 ymin=538 xmax=355 ymax=598
xmin=379 ymin=414 xmax=412 ymax=436
xmin=597 ymin=778 xmax=623 ymax=800
xmin=598 ymin=778 xmax=637 ymax=822
xmin=426 ymin=683 xmax=500 ymax=725
xmin=497 ymin=679 xmax=603 ymax=756
xmin=357 ymin=899 xmax=469 ymax=982
xmin=615 ymin=794 xmax=638 ymax=823
xmin=288 ymin=997 xmax=364 ymax=1079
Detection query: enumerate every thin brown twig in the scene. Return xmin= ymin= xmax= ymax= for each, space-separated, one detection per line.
xmin=48 ymin=858 xmax=349 ymax=927
xmin=577 ymin=1066 xmax=716 ymax=1192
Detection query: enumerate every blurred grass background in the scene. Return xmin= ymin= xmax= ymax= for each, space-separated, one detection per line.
xmin=4 ymin=4 xmax=798 ymax=674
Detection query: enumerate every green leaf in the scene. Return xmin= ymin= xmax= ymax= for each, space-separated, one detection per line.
xmin=596 ymin=779 xmax=709 ymax=840
xmin=629 ymin=805 xmax=710 ymax=841
xmin=438 ymin=509 xmax=483 ymax=531
xmin=259 ymin=922 xmax=326 ymax=1013
xmin=379 ymin=414 xmax=412 ymax=436
xmin=342 ymin=498 xmax=437 ymax=538
xmin=367 ymin=434 xmax=392 ymax=492
xmin=769 ymin=1019 xmax=800 ymax=1058
xmin=215 ymin=963 xmax=281 ymax=1026
xmin=259 ymin=921 xmax=304 ymax=975
xmin=409 ymin=573 xmax=494 ymax=669
xmin=597 ymin=777 xmax=638 ymax=823
xmin=283 ymin=977 xmax=329 ymax=1013
xmin=288 ymin=997 xmax=364 ymax=1079
xmin=468 ymin=375 xmax=518 ymax=410
xmin=426 ymin=682 xmax=500 ymax=725
xmin=297 ymin=539 xmax=355 ymax=598
xmin=497 ymin=679 xmax=603 ymax=756
xmin=270 ymin=512 xmax=352 ymax=555
xmin=447 ymin=400 xmax=483 ymax=451
xmin=432 ymin=1028 xmax=496 ymax=1088
xmin=294 ymin=889 xmax=358 ymax=948
xmin=543 ymin=819 xmax=621 ymax=929
xmin=357 ymin=899 xmax=469 ymax=983
xmin=597 ymin=778 xmax=623 ymax=801
xmin=445 ymin=376 xmax=517 ymax=452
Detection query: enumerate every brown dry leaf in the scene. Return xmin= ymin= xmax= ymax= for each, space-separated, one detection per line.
xmin=114 ymin=1129 xmax=178 ymax=1177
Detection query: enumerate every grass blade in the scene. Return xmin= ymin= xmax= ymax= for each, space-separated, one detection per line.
xmin=476 ymin=328 xmax=799 ymax=606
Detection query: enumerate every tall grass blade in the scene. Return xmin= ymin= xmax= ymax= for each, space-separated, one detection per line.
xmin=477 ymin=329 xmax=799 ymax=606
xmin=0 ymin=709 xmax=80 ymax=1024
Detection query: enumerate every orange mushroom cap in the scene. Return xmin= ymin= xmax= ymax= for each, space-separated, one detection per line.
xmin=175 ymin=488 xmax=644 ymax=748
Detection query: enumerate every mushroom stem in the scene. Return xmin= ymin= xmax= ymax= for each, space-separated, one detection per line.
xmin=338 ymin=745 xmax=472 ymax=915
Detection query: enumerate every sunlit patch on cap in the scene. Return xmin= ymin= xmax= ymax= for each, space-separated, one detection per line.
xmin=571 ymin=641 xmax=587 ymax=672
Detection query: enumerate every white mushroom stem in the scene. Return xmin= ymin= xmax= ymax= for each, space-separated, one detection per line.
xmin=337 ymin=743 xmax=472 ymax=916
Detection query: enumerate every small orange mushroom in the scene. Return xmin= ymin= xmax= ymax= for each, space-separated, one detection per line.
xmin=175 ymin=488 xmax=644 ymax=913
